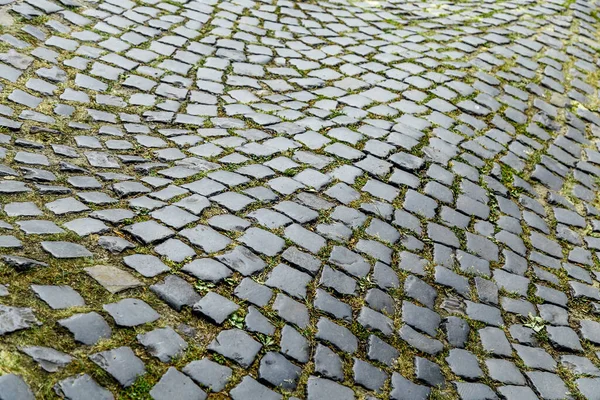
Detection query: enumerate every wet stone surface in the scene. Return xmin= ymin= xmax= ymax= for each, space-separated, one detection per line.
xmin=1 ymin=0 xmax=600 ymax=398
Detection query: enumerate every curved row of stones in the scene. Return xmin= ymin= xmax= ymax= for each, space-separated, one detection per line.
xmin=0 ymin=0 xmax=600 ymax=398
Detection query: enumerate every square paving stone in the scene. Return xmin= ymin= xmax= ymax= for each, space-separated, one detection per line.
xmin=122 ymin=254 xmax=169 ymax=278
xmin=207 ymin=214 xmax=250 ymax=232
xmin=274 ymin=293 xmax=310 ymax=328
xmin=41 ymin=241 xmax=92 ymax=258
xmin=415 ymin=356 xmax=445 ymax=387
xmin=2 ymin=255 xmax=48 ymax=271
xmin=85 ymin=265 xmax=142 ymax=294
xmin=399 ymin=324 xmax=443 ymax=356
xmin=182 ymin=358 xmax=232 ymax=392
xmin=180 ymin=225 xmax=231 ymax=253
xmin=193 ymin=291 xmax=239 ymax=325
xmin=453 ymin=382 xmax=497 ymax=400
xmin=151 ymin=206 xmax=199 ymax=229
xmin=577 ymin=378 xmax=600 ymax=400
xmin=390 ymin=373 xmax=430 ymax=400
xmin=90 ymin=208 xmax=135 ymax=224
xmin=174 ymin=194 xmax=211 ymax=215
xmin=546 ymin=325 xmax=583 ymax=352
xmin=58 ymin=312 xmax=111 ymax=345
xmin=265 ymin=263 xmax=312 ymax=299
xmin=234 ymin=277 xmax=273 ymax=307
xmin=208 ymin=329 xmax=262 ymax=368
xmin=306 ymin=377 xmax=354 ymax=400
xmin=239 ymin=227 xmax=285 ymax=257
xmin=284 ymin=223 xmax=326 ymax=254
xmin=230 ymin=376 xmax=281 ymax=400
xmin=89 ymin=347 xmax=145 ymax=388
xmin=4 ymin=201 xmax=42 ymax=217
xmin=560 ymin=355 xmax=600 ymax=376
xmin=497 ymin=385 xmax=539 ymax=400
xmin=181 ymin=258 xmax=232 ymax=283
xmin=138 ymin=327 xmax=188 ymax=363
xmin=31 ymin=285 xmax=85 ymax=309
xmin=479 ymin=327 xmax=512 ymax=357
xmin=316 ymin=317 xmax=358 ymax=354
xmin=402 ymin=301 xmax=441 ymax=337
xmin=123 ymin=220 xmax=174 ymax=244
xmin=46 ymin=197 xmax=89 ymax=215
xmin=274 ymin=200 xmax=319 ymax=223
xmin=150 ymin=367 xmax=206 ymax=400
xmin=19 ymin=346 xmax=72 ymax=373
xmin=280 ymin=323 xmax=310 ymax=363
xmin=54 ymin=374 xmax=113 ymax=400
xmin=63 ymin=218 xmax=109 ymax=236
xmin=513 ymin=344 xmax=557 ymax=371
xmin=0 ymin=305 xmax=40 ymax=335
xmin=367 ymin=335 xmax=399 ymax=367
xmin=0 ymin=374 xmax=35 ymax=400
xmin=0 ymin=181 xmax=30 ymax=194
xmin=465 ymin=301 xmax=503 ymax=326
xmin=314 ymin=344 xmax=344 ymax=381
xmin=259 ymin=351 xmax=302 ymax=390
xmin=446 ymin=349 xmax=483 ymax=380
xmin=216 ymin=246 xmax=266 ymax=276
xmin=98 ymin=236 xmax=135 ymax=254
xmin=245 ymin=305 xmax=275 ymax=335
xmin=150 ymin=275 xmax=201 ymax=311
xmin=210 ymin=192 xmax=254 ymax=212
xmin=320 ymin=265 xmax=357 ymax=296
xmin=485 ymin=359 xmax=525 ymax=385
xmin=329 ymin=246 xmax=370 ymax=278
xmin=103 ymin=298 xmax=159 ymax=327
xmin=282 ymin=246 xmax=322 ymax=276
xmin=526 ymin=371 xmax=569 ymax=400
xmin=353 ymin=358 xmax=388 ymax=392
xmin=358 ymin=306 xmax=394 ymax=336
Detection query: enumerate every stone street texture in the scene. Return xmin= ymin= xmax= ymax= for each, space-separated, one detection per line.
xmin=1 ymin=0 xmax=600 ymax=399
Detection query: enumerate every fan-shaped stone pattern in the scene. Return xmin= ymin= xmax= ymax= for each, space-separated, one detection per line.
xmin=0 ymin=0 xmax=600 ymax=398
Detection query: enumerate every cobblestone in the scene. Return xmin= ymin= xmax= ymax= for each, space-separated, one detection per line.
xmin=0 ymin=0 xmax=600 ymax=398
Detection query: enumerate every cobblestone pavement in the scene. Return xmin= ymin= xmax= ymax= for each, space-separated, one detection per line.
xmin=1 ymin=0 xmax=600 ymax=398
